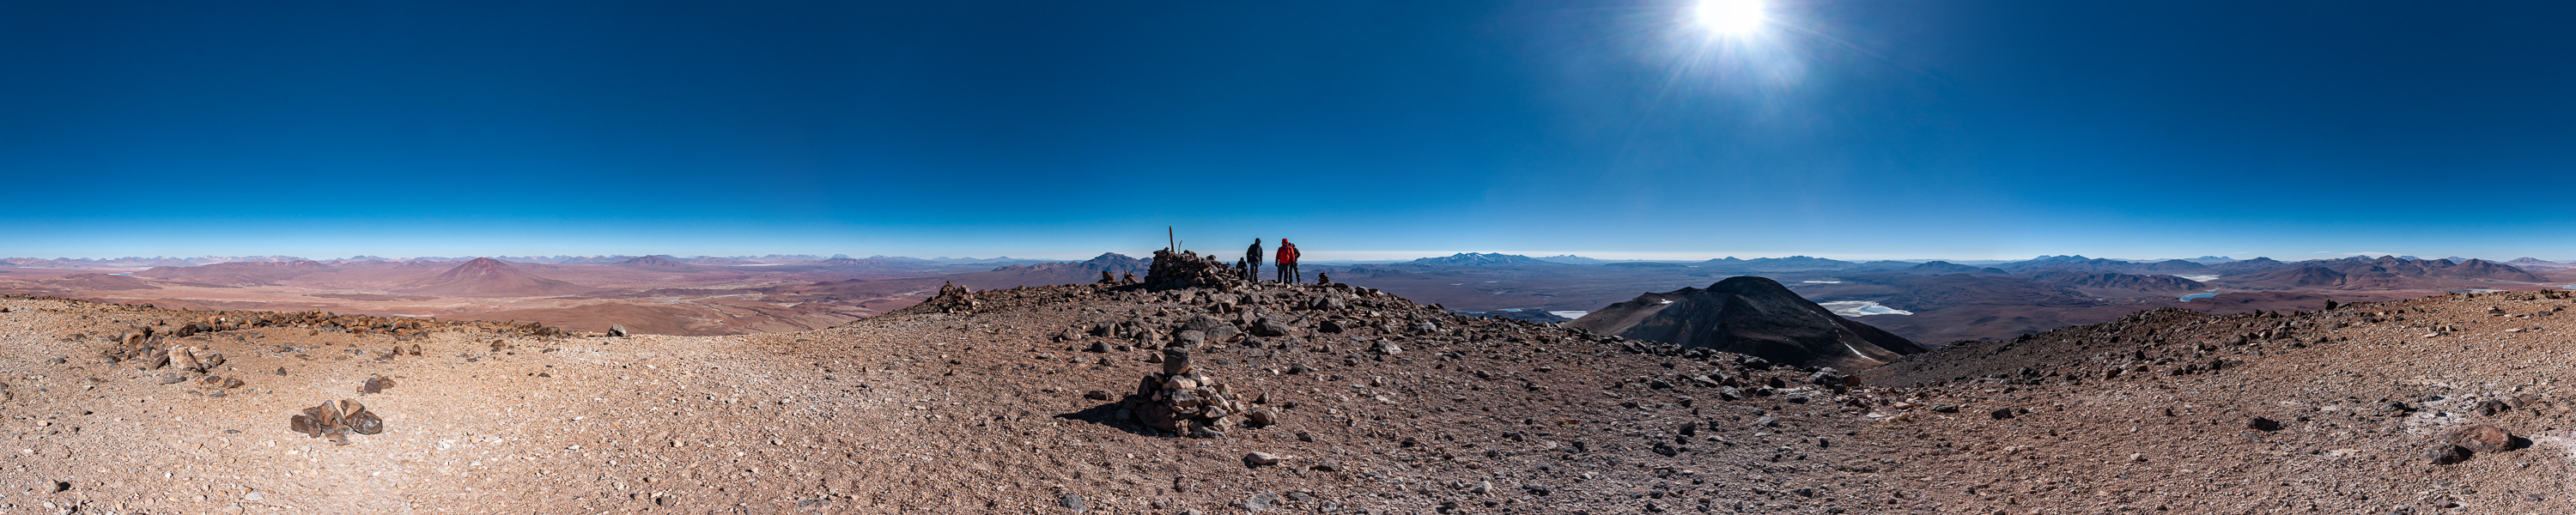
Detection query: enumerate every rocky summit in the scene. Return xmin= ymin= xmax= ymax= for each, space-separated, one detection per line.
xmin=1 ymin=257 xmax=2574 ymax=513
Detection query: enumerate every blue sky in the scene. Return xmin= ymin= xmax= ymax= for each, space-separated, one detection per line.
xmin=4 ymin=1 xmax=2573 ymax=261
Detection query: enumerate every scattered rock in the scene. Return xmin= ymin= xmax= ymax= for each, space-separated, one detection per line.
xmin=360 ymin=375 xmax=396 ymax=394
xmin=1250 ymin=317 xmax=1297 ymax=337
xmin=2422 ymin=445 xmax=2472 ymax=465
xmin=1243 ymin=451 xmax=1283 ymax=466
xmin=607 ymin=324 xmax=630 ymax=337
xmin=2247 ymin=417 xmax=2281 ymax=432
xmin=1058 ymin=494 xmax=1086 ymax=512
xmin=1242 ymin=492 xmax=1279 ymax=512
xmin=2474 ymin=399 xmax=2510 ymax=416
xmin=167 ymin=346 xmax=204 ymax=373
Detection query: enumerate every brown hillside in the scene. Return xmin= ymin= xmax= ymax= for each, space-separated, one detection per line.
xmin=398 ymin=258 xmax=595 ymax=297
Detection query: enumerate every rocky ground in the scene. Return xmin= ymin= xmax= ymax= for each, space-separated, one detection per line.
xmin=0 ymin=251 xmax=1896 ymax=514
xmin=0 ymin=251 xmax=2567 ymax=514
xmin=1862 ymin=290 xmax=2576 ymax=513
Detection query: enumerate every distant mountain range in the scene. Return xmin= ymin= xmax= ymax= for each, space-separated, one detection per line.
xmin=616 ymin=255 xmax=703 ymax=271
xmin=956 ymin=252 xmax=1151 ymax=288
xmin=1406 ymin=253 xmax=1566 ymax=267
xmin=8 ymin=251 xmax=2565 ymax=282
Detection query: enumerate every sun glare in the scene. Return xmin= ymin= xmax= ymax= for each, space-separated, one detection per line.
xmin=1694 ymin=0 xmax=1767 ymax=36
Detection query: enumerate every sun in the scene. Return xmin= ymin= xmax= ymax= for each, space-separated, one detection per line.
xmin=1693 ymin=0 xmax=1767 ymax=36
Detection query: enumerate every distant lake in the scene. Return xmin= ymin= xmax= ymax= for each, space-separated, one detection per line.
xmin=1818 ymin=300 xmax=1911 ymax=317
xmin=2180 ymin=293 xmax=2217 ymax=301
xmin=1547 ymin=311 xmax=1590 ymax=319
xmin=2175 ymin=275 xmax=2218 ymax=282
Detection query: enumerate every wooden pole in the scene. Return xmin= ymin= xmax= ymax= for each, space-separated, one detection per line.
xmin=1168 ymin=227 xmax=1175 ymax=252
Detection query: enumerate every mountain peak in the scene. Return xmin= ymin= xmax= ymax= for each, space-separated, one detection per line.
xmin=402 ymin=258 xmax=592 ymax=297
xmin=1568 ymin=276 xmax=1928 ymax=369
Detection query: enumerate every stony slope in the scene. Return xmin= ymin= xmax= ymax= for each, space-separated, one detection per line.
xmin=1856 ymin=289 xmax=2576 ymax=512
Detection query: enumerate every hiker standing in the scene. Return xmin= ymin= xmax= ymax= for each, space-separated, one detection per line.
xmin=1275 ymin=239 xmax=1302 ymax=283
xmin=1245 ymin=239 xmax=1264 ymax=282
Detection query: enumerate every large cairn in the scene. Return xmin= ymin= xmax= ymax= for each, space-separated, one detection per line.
xmin=923 ymin=282 xmax=980 ymax=313
xmin=1144 ymin=249 xmax=1244 ymax=291
xmin=1121 ymin=348 xmax=1274 ymax=438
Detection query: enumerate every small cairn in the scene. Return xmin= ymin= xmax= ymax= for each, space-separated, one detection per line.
xmin=289 ymin=399 xmax=386 ymax=443
xmin=1121 ymin=348 xmax=1274 ymax=438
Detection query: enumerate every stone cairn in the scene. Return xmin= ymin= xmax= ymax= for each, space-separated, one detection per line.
xmin=289 ymin=398 xmax=385 ymax=444
xmin=1144 ymin=249 xmax=1244 ymax=291
xmin=1121 ymin=348 xmax=1275 ymax=438
xmin=924 ymin=282 xmax=980 ymax=313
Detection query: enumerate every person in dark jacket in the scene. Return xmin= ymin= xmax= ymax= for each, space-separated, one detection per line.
xmin=1274 ymin=239 xmax=1302 ymax=283
xmin=1245 ymin=239 xmax=1264 ymax=282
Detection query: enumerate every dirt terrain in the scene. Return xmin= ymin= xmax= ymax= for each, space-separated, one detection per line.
xmin=1858 ymin=289 xmax=2576 ymax=513
xmin=4 ymin=253 xmax=2574 ymax=513
xmin=0 ymin=271 xmax=1894 ymax=514
xmin=0 ymin=258 xmax=1057 ymax=337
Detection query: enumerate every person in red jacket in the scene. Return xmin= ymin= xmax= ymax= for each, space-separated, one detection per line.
xmin=1274 ymin=239 xmax=1301 ymax=283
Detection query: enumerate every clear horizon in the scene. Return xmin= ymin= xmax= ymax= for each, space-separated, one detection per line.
xmin=5 ymin=248 xmax=2562 ymax=265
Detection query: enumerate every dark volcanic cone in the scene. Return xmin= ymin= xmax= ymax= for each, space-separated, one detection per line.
xmin=1569 ymin=276 xmax=1928 ymax=369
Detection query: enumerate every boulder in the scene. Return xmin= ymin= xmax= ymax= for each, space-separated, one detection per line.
xmin=167 ymin=347 xmax=204 ymax=373
xmin=2423 ymin=445 xmax=2472 ymax=465
xmin=1249 ymin=317 xmax=1297 ymax=337
xmin=2445 ymin=424 xmax=2517 ymax=453
xmin=361 ymin=375 xmax=396 ymax=394
xmin=1176 ymin=315 xmax=1240 ymax=341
